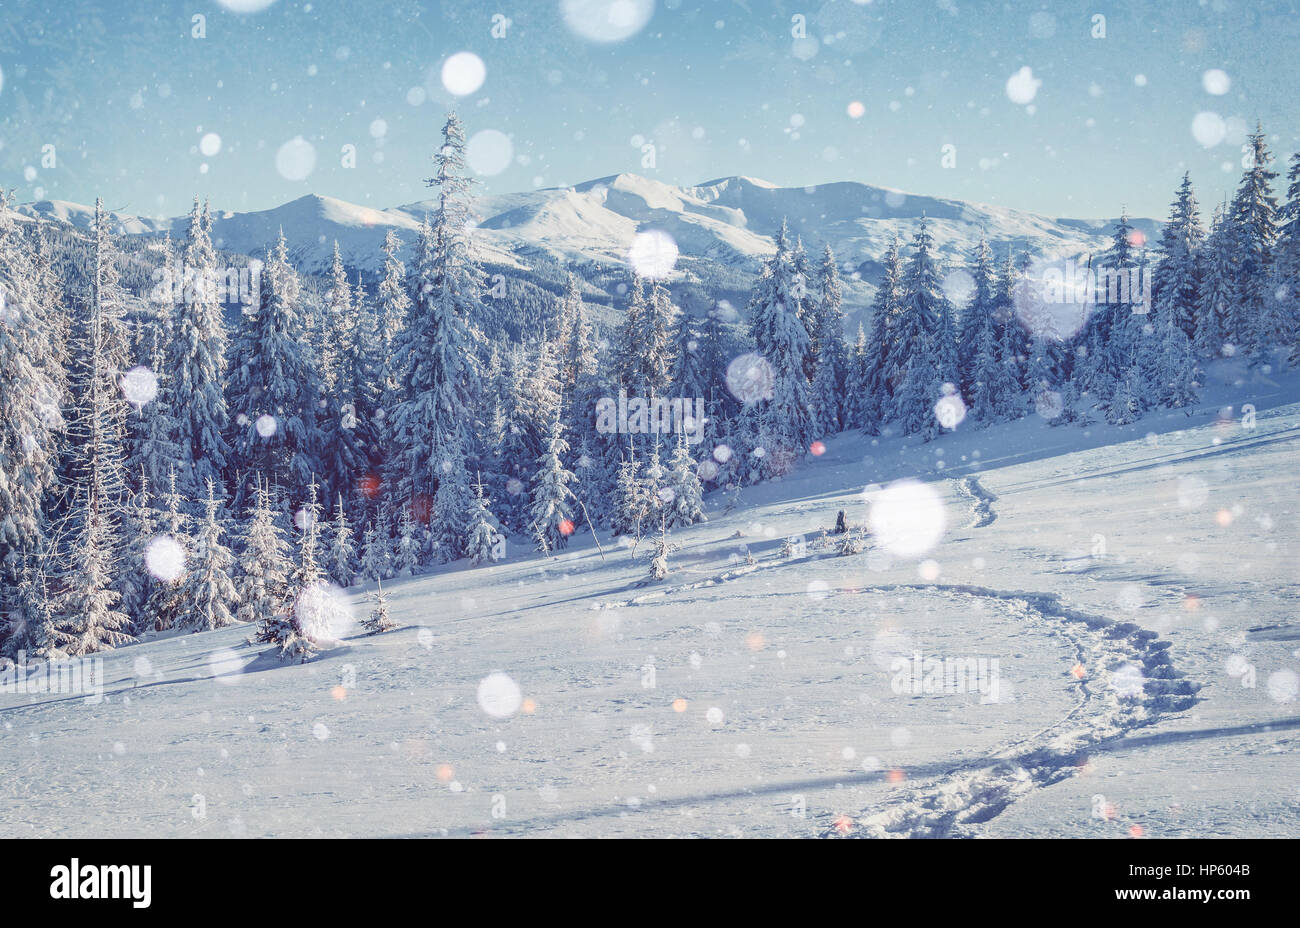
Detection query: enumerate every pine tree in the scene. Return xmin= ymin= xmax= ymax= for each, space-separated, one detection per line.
xmin=271 ymin=479 xmax=326 ymax=661
xmin=236 ymin=475 xmax=293 ymax=634
xmin=127 ymin=311 xmax=181 ymax=497
xmin=1154 ymin=299 xmax=1200 ymax=410
xmin=393 ymin=505 xmax=420 ymax=577
xmin=0 ymin=194 xmax=63 ymax=639
xmin=363 ymin=579 xmax=397 ymax=633
xmin=52 ymin=488 xmax=134 ymax=655
xmin=1080 ymin=211 xmax=1140 ymax=395
xmin=358 ymin=518 xmax=394 ymax=583
xmin=668 ymin=311 xmax=705 ymax=401
xmin=810 ymin=243 xmax=849 ymax=435
xmin=1275 ymin=152 xmax=1300 ymax=361
xmin=431 ymin=436 xmax=471 ymax=562
xmin=640 ymin=440 xmax=669 ymax=525
xmin=327 ymin=492 xmax=357 ymax=587
xmin=1227 ymin=125 xmax=1279 ymax=357
xmin=318 ymin=242 xmax=367 ymax=501
xmin=178 ymin=479 xmax=239 ymax=632
xmin=465 ymin=474 xmax=505 ymax=565
xmin=389 ymin=113 xmax=483 ymax=514
xmin=865 ymin=233 xmax=905 ymax=407
xmin=119 ymin=475 xmax=156 ymax=627
xmin=227 ymin=231 xmax=323 ymax=505
xmin=891 ymin=218 xmax=959 ymax=438
xmin=1195 ymin=203 xmax=1233 ymax=358
xmin=143 ymin=469 xmax=192 ymax=632
xmin=611 ymin=451 xmax=648 ymax=539
xmin=1106 ymin=363 xmax=1143 ymax=426
xmin=790 ymin=238 xmax=820 ymax=374
xmin=968 ymin=297 xmax=1019 ymax=424
xmin=665 ymin=435 xmax=706 ymax=528
xmin=65 ymin=199 xmax=131 ymax=515
xmin=748 ymin=219 xmax=815 ymax=467
xmin=1153 ymin=173 xmax=1204 ymax=339
xmin=11 ymin=565 xmax=59 ymax=659
xmin=957 ymin=236 xmax=997 ymax=399
xmin=613 ymin=274 xmax=648 ymax=392
xmin=557 ymin=273 xmax=598 ymax=400
xmin=639 ymin=281 xmax=676 ymax=398
xmin=530 ymin=414 xmax=576 ymax=551
xmin=647 ymin=516 xmax=676 ymax=581
xmin=376 ymin=229 xmax=411 ymax=413
xmin=169 ymin=198 xmax=230 ymax=499
xmin=845 ymin=322 xmax=878 ymax=432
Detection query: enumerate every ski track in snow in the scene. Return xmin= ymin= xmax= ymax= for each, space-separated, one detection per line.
xmin=955 ymin=476 xmax=999 ymax=528
xmin=812 ymin=584 xmax=1200 ymax=838
xmin=599 ymin=540 xmax=1200 ymax=838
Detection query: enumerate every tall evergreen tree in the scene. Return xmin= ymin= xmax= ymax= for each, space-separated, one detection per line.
xmin=809 ymin=243 xmax=849 ymax=435
xmin=376 ymin=229 xmax=411 ymax=412
xmin=465 ymin=474 xmax=505 ymax=566
xmin=1227 ymin=125 xmax=1279 ymax=356
xmin=530 ymin=413 xmax=576 ymax=551
xmin=178 ymin=479 xmax=239 ymax=632
xmin=1195 ymin=203 xmax=1234 ymax=358
xmin=169 ymin=197 xmax=230 ymax=498
xmin=1153 ymin=173 xmax=1204 ymax=339
xmin=613 ymin=274 xmax=648 ymax=392
xmin=227 ymin=231 xmax=323 ymax=506
xmin=890 ymin=218 xmax=958 ymax=438
xmin=1274 ymin=151 xmax=1300 ymax=360
xmin=326 ymin=492 xmax=357 ymax=586
xmin=237 ymin=475 xmax=293 ymax=632
xmin=748 ymin=219 xmax=815 ymax=467
xmin=389 ymin=113 xmax=483 ymax=514
xmin=665 ymin=435 xmax=706 ymax=528
xmin=0 ymin=195 xmax=63 ymax=642
xmin=52 ymin=486 xmax=134 ymax=656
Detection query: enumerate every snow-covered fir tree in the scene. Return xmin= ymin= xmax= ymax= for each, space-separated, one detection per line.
xmin=236 ymin=475 xmax=293 ymax=633
xmin=363 ymin=580 xmax=397 ymax=634
xmin=809 ymin=243 xmax=849 ymax=436
xmin=1277 ymin=151 xmax=1300 ymax=362
xmin=890 ymin=218 xmax=959 ymax=439
xmin=393 ymin=505 xmax=420 ymax=578
xmin=177 ymin=479 xmax=239 ymax=632
xmin=465 ymin=474 xmax=505 ymax=566
xmin=1195 ymin=202 xmax=1234 ymax=358
xmin=358 ymin=517 xmax=394 ymax=583
xmin=530 ymin=413 xmax=577 ymax=551
xmin=318 ymin=242 xmax=367 ymax=501
xmin=1226 ymin=125 xmax=1279 ymax=356
xmin=611 ymin=450 xmax=648 ymax=539
xmin=861 ymin=232 xmax=905 ymax=423
xmin=0 ymin=195 xmax=64 ymax=643
xmin=613 ymin=274 xmax=648 ymax=392
xmin=431 ymin=436 xmax=471 ymax=562
xmin=326 ymin=492 xmax=357 ymax=587
xmin=52 ymin=487 xmax=134 ymax=655
xmin=747 ymin=219 xmax=815 ymax=470
xmin=168 ymin=198 xmax=231 ymax=499
xmin=227 ymin=230 xmax=323 ymax=506
xmin=389 ymin=113 xmax=483 ymax=522
xmin=1153 ymin=172 xmax=1204 ymax=339
xmin=665 ymin=435 xmax=706 ymax=528
xmin=376 ymin=229 xmax=411 ymax=409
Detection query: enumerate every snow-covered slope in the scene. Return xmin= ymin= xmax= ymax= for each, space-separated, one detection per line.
xmin=2 ymin=359 xmax=1294 ymax=838
xmin=17 ymin=175 xmax=1159 ymax=300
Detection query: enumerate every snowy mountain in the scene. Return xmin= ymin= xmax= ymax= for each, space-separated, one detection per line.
xmin=16 ymin=174 xmax=1160 ymax=312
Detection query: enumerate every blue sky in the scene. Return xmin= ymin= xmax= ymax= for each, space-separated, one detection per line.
xmin=1 ymin=0 xmax=1298 ymax=221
